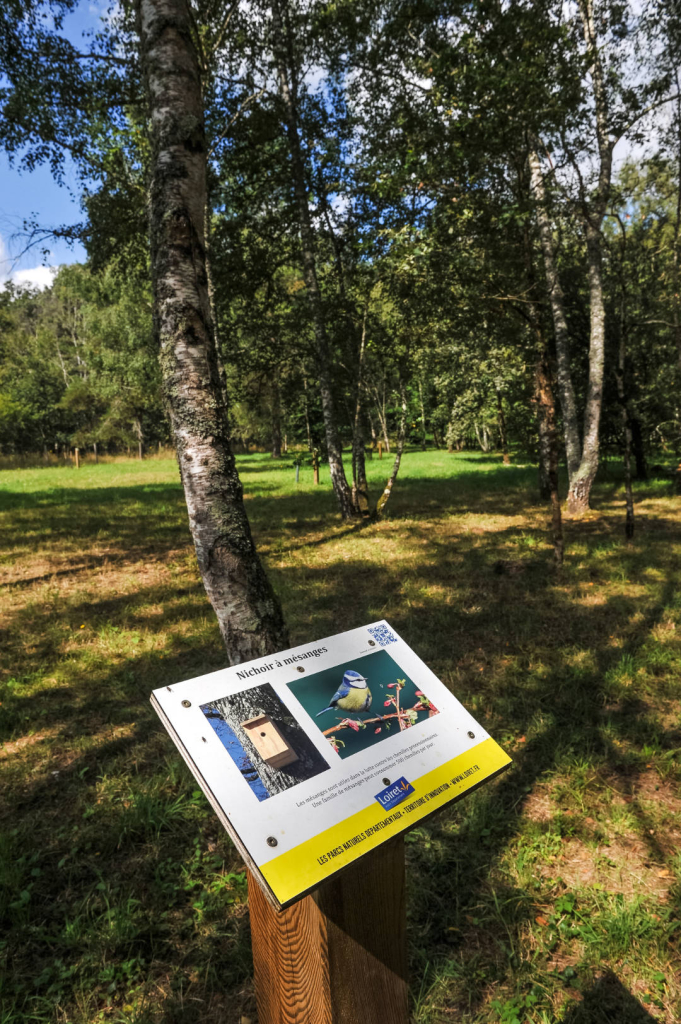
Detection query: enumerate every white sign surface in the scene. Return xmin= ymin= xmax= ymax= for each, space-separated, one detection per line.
xmin=151 ymin=620 xmax=510 ymax=908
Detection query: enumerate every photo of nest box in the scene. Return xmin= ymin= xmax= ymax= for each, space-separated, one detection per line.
xmin=241 ymin=715 xmax=299 ymax=769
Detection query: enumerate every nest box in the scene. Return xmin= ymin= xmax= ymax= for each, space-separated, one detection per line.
xmin=241 ymin=715 xmax=299 ymax=769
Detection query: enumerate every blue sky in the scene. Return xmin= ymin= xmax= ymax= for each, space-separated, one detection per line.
xmin=0 ymin=0 xmax=106 ymax=288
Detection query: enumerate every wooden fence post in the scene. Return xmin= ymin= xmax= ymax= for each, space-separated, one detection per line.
xmin=248 ymin=837 xmax=408 ymax=1024
xmin=378 ymin=441 xmax=383 ymax=460
xmin=75 ymin=447 xmax=80 ymax=469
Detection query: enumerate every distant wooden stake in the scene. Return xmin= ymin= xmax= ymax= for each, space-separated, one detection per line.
xmin=313 ymin=448 xmax=320 ymax=485
xmin=75 ymin=447 xmax=80 ymax=469
xmin=378 ymin=440 xmax=383 ymax=460
xmin=249 ymin=838 xmax=408 ymax=1024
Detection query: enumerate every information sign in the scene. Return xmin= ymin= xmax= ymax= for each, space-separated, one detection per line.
xmin=151 ymin=620 xmax=511 ymax=908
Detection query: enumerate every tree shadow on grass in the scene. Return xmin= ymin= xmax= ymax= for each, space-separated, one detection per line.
xmin=562 ymin=972 xmax=657 ymax=1023
xmin=1 ymin=465 xmax=679 ymax=1021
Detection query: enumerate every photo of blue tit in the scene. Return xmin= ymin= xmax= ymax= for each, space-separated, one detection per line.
xmin=316 ymin=669 xmax=372 ymax=716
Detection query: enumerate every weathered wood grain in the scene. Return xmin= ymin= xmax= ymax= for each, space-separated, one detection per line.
xmin=249 ymin=837 xmax=408 ymax=1024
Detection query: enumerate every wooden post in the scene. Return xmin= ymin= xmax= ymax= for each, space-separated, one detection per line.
xmin=378 ymin=440 xmax=383 ymax=460
xmin=295 ymin=463 xmax=300 ymax=484
xmin=249 ymin=838 xmax=408 ymax=1024
xmin=75 ymin=447 xmax=80 ymax=469
xmin=313 ymin=448 xmax=320 ymax=485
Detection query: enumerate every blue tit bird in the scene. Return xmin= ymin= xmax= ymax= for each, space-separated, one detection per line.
xmin=316 ymin=669 xmax=372 ymax=716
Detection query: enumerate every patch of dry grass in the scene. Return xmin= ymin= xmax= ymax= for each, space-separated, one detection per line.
xmin=1 ymin=451 xmax=680 ymax=1023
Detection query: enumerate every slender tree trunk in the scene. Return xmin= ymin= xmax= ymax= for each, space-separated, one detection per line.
xmin=528 ymin=146 xmax=582 ymax=479
xmin=614 ymin=221 xmax=635 ymax=539
xmin=376 ymin=383 xmax=407 ymax=517
xmin=566 ymin=0 xmax=613 ymax=516
xmin=271 ymin=0 xmax=355 ymax=519
xmin=302 ymin=374 xmax=313 ymax=451
xmin=432 ymin=425 xmax=442 ymax=449
xmin=671 ymin=74 xmax=681 ymax=372
xmin=93 ymin=441 xmax=98 ymax=464
xmin=615 ymin=335 xmax=635 ymax=541
xmin=566 ymin=223 xmax=606 ymax=515
xmin=368 ymin=411 xmax=377 ymax=451
xmin=136 ymin=0 xmax=288 ymax=663
xmin=271 ymin=368 xmax=282 ymax=458
xmin=495 ymin=387 xmax=510 ymax=464
xmin=474 ymin=422 xmax=490 ymax=452
xmin=133 ymin=416 xmax=144 ymax=460
xmin=534 ymin=334 xmax=564 ymax=566
xmin=630 ymin=418 xmax=647 ymax=480
xmin=516 ymin=160 xmax=564 ymax=564
xmin=373 ymin=384 xmax=390 ymax=452
xmin=351 ymin=312 xmax=370 ymax=515
xmin=418 ymin=381 xmax=427 ymax=451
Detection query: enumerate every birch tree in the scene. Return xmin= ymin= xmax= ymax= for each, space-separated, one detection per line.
xmin=135 ymin=0 xmax=288 ymax=663
xmin=269 ymin=0 xmax=356 ymax=520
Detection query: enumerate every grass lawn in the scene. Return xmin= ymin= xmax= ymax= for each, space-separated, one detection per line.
xmin=1 ymin=450 xmax=680 ymax=1023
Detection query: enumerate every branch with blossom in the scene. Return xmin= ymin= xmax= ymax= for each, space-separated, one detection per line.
xmin=321 ymin=679 xmax=438 ymax=750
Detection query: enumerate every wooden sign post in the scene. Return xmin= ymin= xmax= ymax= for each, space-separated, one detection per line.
xmin=151 ymin=622 xmax=510 ymax=1023
xmin=249 ymin=837 xmax=407 ymax=1024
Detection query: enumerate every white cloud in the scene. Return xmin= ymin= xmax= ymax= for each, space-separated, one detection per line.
xmin=0 ymin=232 xmax=59 ymax=291
xmin=11 ymin=265 xmax=58 ymax=290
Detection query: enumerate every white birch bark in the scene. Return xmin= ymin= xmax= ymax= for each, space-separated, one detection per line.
xmin=136 ymin=0 xmax=288 ymax=663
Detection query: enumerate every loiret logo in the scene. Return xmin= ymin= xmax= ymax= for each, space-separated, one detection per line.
xmin=374 ymin=776 xmax=415 ymax=810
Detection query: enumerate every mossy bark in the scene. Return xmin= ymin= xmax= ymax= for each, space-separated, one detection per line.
xmin=136 ymin=0 xmax=288 ymax=664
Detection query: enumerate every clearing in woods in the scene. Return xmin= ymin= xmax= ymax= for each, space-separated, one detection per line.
xmin=1 ymin=451 xmax=680 ymax=1023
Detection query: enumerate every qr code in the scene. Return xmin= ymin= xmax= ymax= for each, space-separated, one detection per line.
xmin=368 ymin=624 xmax=397 ymax=646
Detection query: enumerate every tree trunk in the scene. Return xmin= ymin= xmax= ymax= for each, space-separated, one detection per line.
xmin=614 ymin=223 xmax=635 ymax=540
xmin=528 ymin=146 xmax=582 ymax=480
xmin=376 ymin=383 xmax=407 ymax=517
xmin=302 ymin=374 xmax=313 ymax=451
xmin=271 ymin=369 xmax=282 ymax=459
xmin=630 ymin=418 xmax=647 ymax=480
xmin=567 ymin=0 xmax=613 ymax=516
xmin=136 ymin=0 xmax=288 ymax=664
xmin=566 ymin=223 xmax=606 ymax=515
xmin=495 ymin=387 xmax=510 ymax=464
xmin=373 ymin=385 xmax=390 ymax=453
xmin=271 ymin=0 xmax=355 ymax=519
xmin=474 ymin=422 xmax=490 ymax=453
xmin=351 ymin=312 xmax=370 ymax=515
xmin=534 ymin=337 xmax=564 ymax=567
xmin=615 ymin=339 xmax=635 ymax=542
xmin=418 ymin=381 xmax=427 ymax=451
xmin=368 ymin=411 xmax=377 ymax=451
xmin=204 ymin=683 xmax=329 ymax=797
xmin=93 ymin=441 xmax=98 ymax=464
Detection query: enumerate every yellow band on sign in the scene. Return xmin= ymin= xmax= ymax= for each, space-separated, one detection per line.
xmin=260 ymin=737 xmax=511 ymax=905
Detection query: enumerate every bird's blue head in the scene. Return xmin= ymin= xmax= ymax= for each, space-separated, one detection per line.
xmin=343 ymin=669 xmax=368 ymax=689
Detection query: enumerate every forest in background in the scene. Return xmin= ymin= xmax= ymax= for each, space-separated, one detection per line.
xmin=1 ymin=0 xmax=680 ymax=518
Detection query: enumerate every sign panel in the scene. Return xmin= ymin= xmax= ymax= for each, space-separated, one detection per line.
xmin=151 ymin=620 xmax=511 ymax=908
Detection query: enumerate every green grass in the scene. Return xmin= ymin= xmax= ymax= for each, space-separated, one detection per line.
xmin=1 ymin=450 xmax=680 ymax=1023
